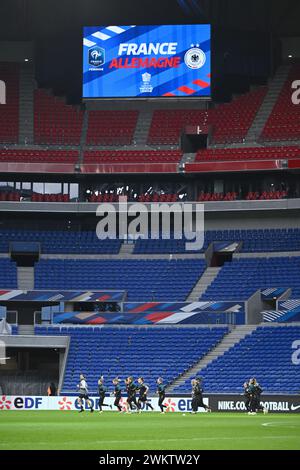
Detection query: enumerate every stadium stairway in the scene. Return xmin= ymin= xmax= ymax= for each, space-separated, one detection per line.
xmin=18 ymin=325 xmax=35 ymax=335
xmin=118 ymin=242 xmax=134 ymax=256
xmin=18 ymin=63 xmax=35 ymax=145
xmin=167 ymin=325 xmax=257 ymax=392
xmin=179 ymin=152 xmax=195 ymax=168
xmin=186 ymin=267 xmax=221 ymax=301
xmin=17 ymin=266 xmax=34 ymax=290
xmin=80 ymin=108 xmax=89 ymax=159
xmin=133 ymin=110 xmax=153 ymax=146
xmin=245 ymin=64 xmax=291 ymax=143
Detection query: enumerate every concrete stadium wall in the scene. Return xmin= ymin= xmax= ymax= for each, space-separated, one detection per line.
xmin=205 ymin=209 xmax=300 ymax=230
xmin=0 ymin=41 xmax=34 ymax=62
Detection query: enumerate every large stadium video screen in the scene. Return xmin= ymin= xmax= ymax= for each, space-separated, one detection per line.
xmin=82 ymin=24 xmax=211 ymax=98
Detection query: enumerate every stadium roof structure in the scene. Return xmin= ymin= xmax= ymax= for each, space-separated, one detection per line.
xmin=0 ymin=0 xmax=299 ymax=41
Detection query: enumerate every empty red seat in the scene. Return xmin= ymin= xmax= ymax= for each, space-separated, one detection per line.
xmin=246 ymin=190 xmax=287 ymax=200
xmin=86 ymin=110 xmax=138 ymax=146
xmin=261 ymin=64 xmax=300 ymax=142
xmin=147 ymin=87 xmax=267 ymax=145
xmin=34 ymin=89 xmax=83 ymax=145
xmin=198 ymin=192 xmax=237 ymax=202
xmin=31 ymin=192 xmax=70 ymax=202
xmin=195 ymin=145 xmax=300 ymax=162
xmin=138 ymin=193 xmax=179 ymax=202
xmin=83 ymin=150 xmax=182 ymax=164
xmin=0 ymin=149 xmax=79 ymax=163
xmin=0 ymin=191 xmax=20 ymax=201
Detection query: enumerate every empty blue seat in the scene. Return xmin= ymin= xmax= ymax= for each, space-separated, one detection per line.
xmin=0 ymin=230 xmax=121 ymax=254
xmin=201 ymin=256 xmax=300 ymax=301
xmin=174 ymin=325 xmax=300 ymax=394
xmin=35 ymin=325 xmax=228 ymax=393
xmin=35 ymin=258 xmax=206 ymax=301
xmin=0 ymin=259 xmax=18 ymax=288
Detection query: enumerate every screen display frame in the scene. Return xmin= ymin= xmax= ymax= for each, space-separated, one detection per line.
xmin=82 ymin=24 xmax=211 ymax=100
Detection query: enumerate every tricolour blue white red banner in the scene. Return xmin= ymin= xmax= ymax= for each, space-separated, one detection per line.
xmin=83 ymin=24 xmax=211 ymax=98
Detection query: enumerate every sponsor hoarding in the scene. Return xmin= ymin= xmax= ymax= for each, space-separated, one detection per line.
xmin=208 ymin=394 xmax=300 ymax=413
xmin=1 ymin=395 xmax=299 ymax=412
xmin=0 ymin=395 xmax=206 ymax=412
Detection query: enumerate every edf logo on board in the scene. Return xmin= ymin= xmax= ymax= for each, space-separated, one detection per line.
xmin=0 ymin=396 xmax=44 ymax=410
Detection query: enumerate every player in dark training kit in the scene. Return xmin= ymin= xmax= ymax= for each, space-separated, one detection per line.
xmin=98 ymin=376 xmax=112 ymax=413
xmin=253 ymin=379 xmax=267 ymax=414
xmin=247 ymin=378 xmax=267 ymax=415
xmin=112 ymin=377 xmax=123 ymax=412
xmin=156 ymin=377 xmax=167 ymax=413
xmin=137 ymin=377 xmax=154 ymax=412
xmin=191 ymin=377 xmax=211 ymax=414
xmin=125 ymin=376 xmax=140 ymax=413
xmin=243 ymin=380 xmax=251 ymax=412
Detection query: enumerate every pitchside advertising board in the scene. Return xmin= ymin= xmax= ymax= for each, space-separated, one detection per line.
xmin=1 ymin=395 xmax=300 ymax=413
xmin=0 ymin=396 xmax=207 ymax=412
xmin=82 ymin=24 xmax=211 ymax=98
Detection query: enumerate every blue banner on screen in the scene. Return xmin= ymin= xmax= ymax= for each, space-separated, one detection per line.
xmin=83 ymin=24 xmax=211 ymax=98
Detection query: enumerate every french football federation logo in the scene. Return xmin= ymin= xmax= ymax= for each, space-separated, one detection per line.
xmin=88 ymin=46 xmax=105 ymax=67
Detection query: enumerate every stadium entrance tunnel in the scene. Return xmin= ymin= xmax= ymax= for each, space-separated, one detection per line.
xmin=208 ymin=241 xmax=241 ymax=267
xmin=263 ymin=297 xmax=277 ymax=311
xmin=180 ymin=126 xmax=209 ymax=153
xmin=261 ymin=287 xmax=291 ymax=312
xmin=10 ymin=241 xmax=40 ymax=266
xmin=0 ymin=346 xmax=60 ymax=395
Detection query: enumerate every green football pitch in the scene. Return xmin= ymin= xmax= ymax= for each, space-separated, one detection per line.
xmin=0 ymin=411 xmax=299 ymax=450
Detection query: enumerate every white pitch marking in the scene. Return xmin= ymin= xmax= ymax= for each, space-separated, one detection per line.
xmin=262 ymin=422 xmax=298 ymax=428
xmin=91 ymin=435 xmax=297 ymax=445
